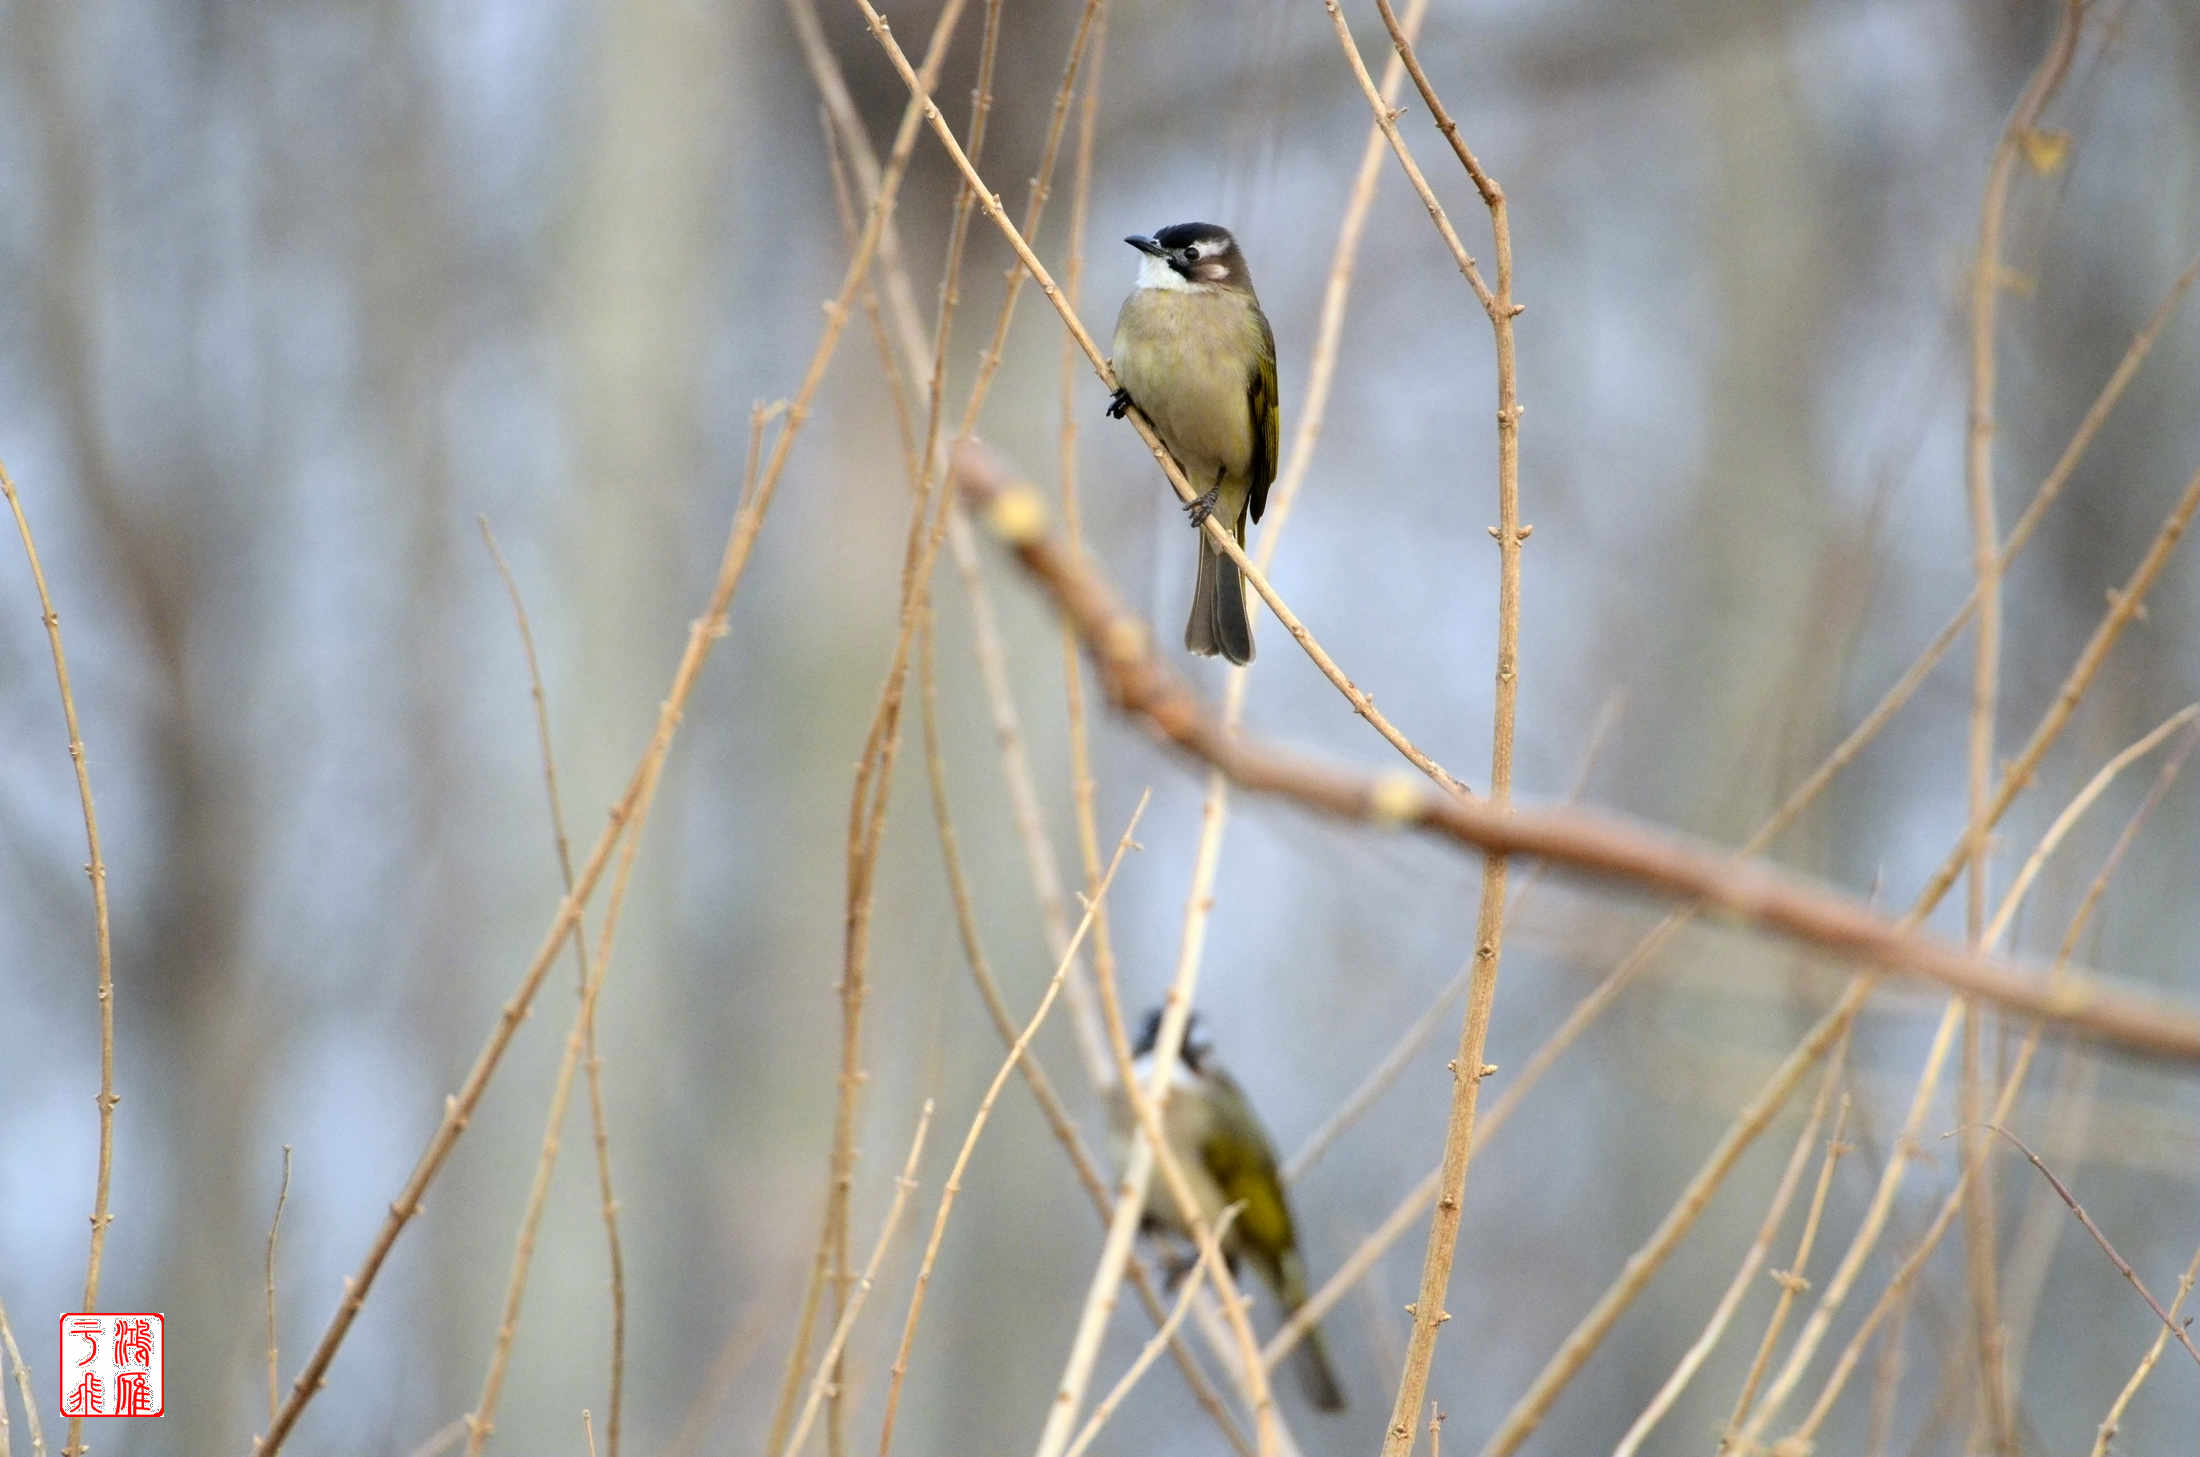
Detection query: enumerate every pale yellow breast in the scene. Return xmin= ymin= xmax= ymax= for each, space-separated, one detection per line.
xmin=1112 ymin=287 xmax=1262 ymax=486
xmin=1107 ymin=1067 xmax=1237 ymax=1245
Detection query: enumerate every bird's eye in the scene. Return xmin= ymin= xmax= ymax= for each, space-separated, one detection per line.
xmin=1182 ymin=245 xmax=1200 ymax=262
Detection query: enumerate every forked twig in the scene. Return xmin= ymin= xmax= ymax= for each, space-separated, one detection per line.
xmin=1968 ymin=1123 xmax=2200 ymax=1372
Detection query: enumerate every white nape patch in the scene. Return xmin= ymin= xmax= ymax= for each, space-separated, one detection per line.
xmin=1129 ymin=1050 xmax=1204 ymax=1093
xmin=1136 ymin=251 xmax=1201 ymax=293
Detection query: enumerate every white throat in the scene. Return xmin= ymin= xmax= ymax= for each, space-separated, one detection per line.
xmin=1128 ymin=1050 xmax=1204 ymax=1095
xmin=1135 ymin=252 xmax=1202 ymax=294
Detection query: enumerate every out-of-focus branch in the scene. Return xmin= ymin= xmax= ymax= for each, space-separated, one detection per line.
xmin=951 ymin=440 xmax=2200 ymax=1062
xmin=251 ymin=1 xmax=968 ymax=1445
xmin=1960 ymin=10 xmax=2086 ymax=1444
xmin=1734 ymin=707 xmax=2200 ymax=1452
xmin=876 ymin=793 xmax=1149 ymax=1457
xmin=0 ymin=1291 xmax=51 ymax=1457
xmin=2093 ymin=1241 xmax=2200 ymax=1456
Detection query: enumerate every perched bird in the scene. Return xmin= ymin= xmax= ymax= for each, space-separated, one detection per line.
xmin=1110 ymin=1008 xmax=1347 ymax=1412
xmin=1108 ymin=222 xmax=1278 ymax=666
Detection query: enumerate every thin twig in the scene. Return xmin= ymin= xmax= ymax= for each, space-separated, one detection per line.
xmin=1997 ymin=1049 xmax=2101 ymax=1390
xmin=850 ymin=0 xmax=1472 ymax=798
xmin=0 ymin=458 xmax=116 ymax=1457
xmin=824 ymin=5 xmax=1004 ymax=1447
xmin=1056 ymin=0 xmax=1119 ymax=1115
xmin=1960 ymin=13 xmax=2086 ymax=1445
xmin=1734 ymin=703 xmax=2199 ymax=1451
xmin=821 ymin=110 xmax=920 ymax=476
xmin=1045 ymin=13 xmax=1446 ymax=1437
xmin=914 ymin=613 xmax=1252 ymax=1456
xmin=471 ymin=505 xmax=710 ymax=1457
xmin=1286 ymin=695 xmax=1616 ymax=1184
xmin=1739 ymin=988 xmax=1963 ymax=1449
xmin=799 ymin=0 xmax=1121 ymax=1090
xmin=777 ymin=1103 xmax=936 ymax=1457
xmin=1466 ymin=445 xmax=2200 ymax=1455
xmin=477 ymin=515 xmax=630 ymax=1457
xmin=1298 ymin=232 xmax=2200 ymax=1297
xmin=1780 ymin=715 xmax=2200 ymax=1452
xmin=1061 ymin=1204 xmax=1245 ymax=1457
xmin=1345 ymin=12 xmax=1529 ymax=1386
xmin=1321 ymin=0 xmax=1494 ymax=312
xmin=1032 ymin=776 xmax=1286 ymax=1457
xmin=1862 ymin=1273 xmax=1915 ymax=1457
xmin=1972 ymin=1123 xmax=2200 ymax=1371
xmin=264 ymin=1147 xmax=293 ymax=1428
xmin=2092 ymin=1240 xmax=2200 ymax=1455
xmin=0 ymin=1294 xmax=47 ymax=1457
xmin=1295 ymin=231 xmax=2200 ymax=1371
xmin=1722 ymin=1096 xmax=1855 ymax=1444
xmin=1263 ymin=0 xmax=1438 ymax=556
xmin=955 ymin=443 xmax=2200 ymax=1060
xmin=875 ymin=794 xmax=1150 ymax=1457
xmin=1612 ymin=1052 xmax=1847 ymax=1457
xmin=255 ymin=5 xmax=958 ymax=1432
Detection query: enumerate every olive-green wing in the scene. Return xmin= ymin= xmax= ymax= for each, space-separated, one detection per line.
xmin=1197 ymin=1068 xmax=1295 ymax=1287
xmin=1247 ymin=312 xmax=1279 ymax=525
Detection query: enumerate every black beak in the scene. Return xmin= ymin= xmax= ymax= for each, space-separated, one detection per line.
xmin=1124 ymin=234 xmax=1165 ymax=257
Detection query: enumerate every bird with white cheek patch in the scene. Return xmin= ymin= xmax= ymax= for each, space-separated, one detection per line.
xmin=1108 ymin=222 xmax=1278 ymax=666
xmin=1109 ymin=1008 xmax=1347 ymax=1413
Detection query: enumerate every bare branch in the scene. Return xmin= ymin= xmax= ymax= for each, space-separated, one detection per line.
xmin=953 ymin=441 xmax=2200 ymax=1061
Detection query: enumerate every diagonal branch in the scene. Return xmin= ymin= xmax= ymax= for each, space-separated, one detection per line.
xmin=951 ymin=439 xmax=2200 ymax=1062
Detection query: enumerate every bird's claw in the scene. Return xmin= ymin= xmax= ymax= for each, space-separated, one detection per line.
xmin=1106 ymin=387 xmax=1132 ymax=419
xmin=1183 ymin=488 xmax=1220 ymax=528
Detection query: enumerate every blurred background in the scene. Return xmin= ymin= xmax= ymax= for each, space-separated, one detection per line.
xmin=4 ymin=0 xmax=2198 ymax=1454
